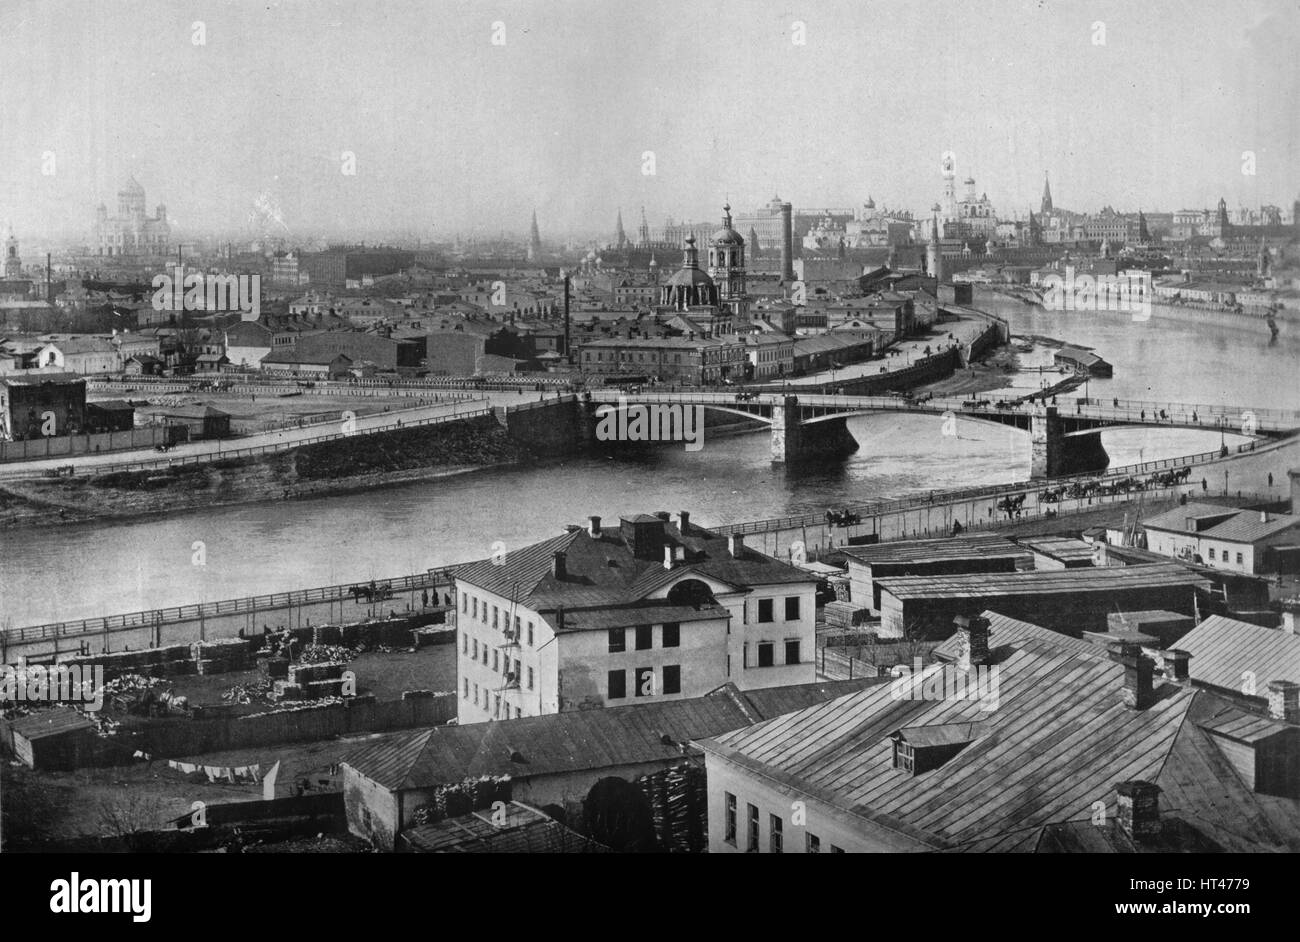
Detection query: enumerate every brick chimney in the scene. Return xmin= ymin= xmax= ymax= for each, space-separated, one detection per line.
xmin=728 ymin=533 xmax=744 ymax=558
xmin=551 ymin=551 xmax=567 ymax=581
xmin=1107 ymin=640 xmax=1155 ymax=709
xmin=663 ymin=544 xmax=676 ymax=570
xmin=679 ymin=510 xmax=690 ymax=533
xmin=1285 ymin=609 xmax=1298 ymax=635
xmin=1116 ymin=781 xmax=1162 ymax=842
xmin=953 ymin=614 xmax=991 ymax=670
xmin=588 ymin=515 xmax=601 ymax=538
xmin=1267 ymin=680 xmax=1300 ymax=723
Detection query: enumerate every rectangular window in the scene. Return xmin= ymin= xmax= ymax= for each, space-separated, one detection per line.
xmin=608 ymin=628 xmax=625 ymax=653
xmin=663 ymin=665 xmax=681 ymax=694
xmin=724 ymin=793 xmax=737 ymax=845
xmin=785 ymin=596 xmax=800 ymax=621
xmin=473 ymin=682 xmax=479 ymax=703
xmin=1236 ymin=552 xmax=1243 ymax=565
xmin=747 ymin=804 xmax=760 ymax=852
xmin=635 ymin=667 xmax=653 ymax=697
xmin=493 ymin=694 xmax=501 ymax=718
xmin=607 ymin=670 xmax=626 ymax=700
xmin=527 ymin=667 xmax=534 ymax=690
xmin=462 ymin=632 xmax=468 ymax=654
xmin=785 ymin=640 xmax=801 ymax=665
xmin=770 ymin=815 xmax=783 ymax=853
xmin=527 ymin=622 xmax=534 ymax=646
xmin=1209 ymin=548 xmax=1216 ymax=560
xmin=662 ymin=622 xmax=680 ymax=647
xmin=758 ymin=642 xmax=774 ymax=667
xmin=758 ymin=598 xmax=774 ymax=623
xmin=512 ymin=659 xmax=520 ymax=679
xmin=462 ymin=594 xmax=468 ymax=614
xmin=635 ymin=625 xmax=653 ymax=650
xmin=482 ymin=646 xmax=488 ymax=665
xmin=492 ymin=606 xmax=499 ymax=629
xmin=472 ymin=598 xmax=478 ymax=619
xmin=492 ymin=649 xmax=499 ymax=672
xmin=807 ymin=833 xmax=821 ymax=854
xmin=463 ymin=678 xmax=469 ymax=698
xmin=472 ymin=638 xmax=478 ymax=659
xmin=515 ymin=615 xmax=521 ymax=636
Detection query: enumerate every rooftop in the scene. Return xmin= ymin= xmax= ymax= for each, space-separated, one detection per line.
xmin=701 ymin=637 xmax=1300 ymax=852
xmin=842 ymin=534 xmax=1024 ymax=567
xmin=875 ymin=562 xmax=1209 ymax=601
xmin=1177 ymin=615 xmax=1300 ymax=694
xmin=342 ymin=679 xmax=878 ymax=792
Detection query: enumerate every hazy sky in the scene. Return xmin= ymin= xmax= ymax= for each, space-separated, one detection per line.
xmin=1 ymin=0 xmax=1297 ymax=243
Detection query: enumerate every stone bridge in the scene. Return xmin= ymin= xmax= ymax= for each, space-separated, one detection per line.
xmin=584 ymin=390 xmax=1297 ymax=478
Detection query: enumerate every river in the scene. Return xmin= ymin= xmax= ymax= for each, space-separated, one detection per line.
xmin=2 ymin=297 xmax=1291 ymax=628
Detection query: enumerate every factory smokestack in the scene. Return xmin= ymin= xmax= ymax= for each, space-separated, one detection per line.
xmin=780 ymin=202 xmax=794 ymax=282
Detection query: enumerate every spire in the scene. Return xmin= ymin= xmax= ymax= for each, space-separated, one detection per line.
xmin=1041 ymin=172 xmax=1053 ymax=216
xmin=527 ymin=210 xmax=542 ymax=262
xmin=638 ymin=206 xmax=650 ymax=248
xmin=615 ymin=209 xmax=627 ymax=248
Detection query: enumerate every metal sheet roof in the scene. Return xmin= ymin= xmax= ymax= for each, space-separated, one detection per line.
xmin=876 ymin=563 xmax=1208 ymax=601
xmin=1178 ymin=615 xmax=1300 ymax=693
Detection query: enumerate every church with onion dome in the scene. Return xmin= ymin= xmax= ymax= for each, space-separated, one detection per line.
xmin=655 ymin=204 xmax=749 ymax=334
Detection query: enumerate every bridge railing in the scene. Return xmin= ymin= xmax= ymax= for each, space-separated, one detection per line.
xmin=3 ymin=569 xmax=462 ymax=644
xmin=1 ymin=403 xmax=493 ymax=478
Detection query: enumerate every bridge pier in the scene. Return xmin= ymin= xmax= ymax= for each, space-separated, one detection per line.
xmin=772 ymin=396 xmax=859 ymax=465
xmin=1030 ymin=406 xmax=1110 ymax=478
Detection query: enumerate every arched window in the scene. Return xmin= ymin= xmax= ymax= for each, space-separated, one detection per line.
xmin=667 ymin=578 xmax=716 ymax=609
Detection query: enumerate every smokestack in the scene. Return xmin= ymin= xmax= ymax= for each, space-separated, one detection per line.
xmin=588 ymin=515 xmax=601 ymax=537
xmin=728 ymin=533 xmax=744 ymax=558
xmin=780 ymin=202 xmax=794 ymax=282
xmin=1267 ymin=680 xmax=1300 ymax=722
xmin=46 ymin=252 xmax=51 ymax=301
xmin=954 ymin=614 xmax=990 ymax=670
xmin=1260 ymin=509 xmax=1269 ymax=524
xmin=563 ymin=275 xmax=571 ymax=360
xmin=551 ymin=551 xmax=567 ymax=581
xmin=678 ymin=511 xmax=690 ymax=533
xmin=1116 ymin=781 xmax=1161 ymax=842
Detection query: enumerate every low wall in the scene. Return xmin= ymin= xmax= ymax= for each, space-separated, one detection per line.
xmin=0 ymin=427 xmax=167 ymax=462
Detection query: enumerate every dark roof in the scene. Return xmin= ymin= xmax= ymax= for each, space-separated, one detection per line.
xmin=87 ymin=399 xmax=135 ymax=412
xmin=8 ymin=707 xmax=96 ymax=740
xmin=401 ymin=802 xmax=608 ymax=853
xmin=0 ymin=372 xmax=84 ymax=387
xmin=454 ymin=518 xmax=816 ymax=621
xmin=1178 ymin=615 xmax=1300 ymax=692
xmin=342 ymin=680 xmax=877 ymax=792
xmin=933 ymin=610 xmax=1101 ymax=662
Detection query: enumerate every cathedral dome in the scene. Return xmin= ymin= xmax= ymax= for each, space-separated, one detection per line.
xmin=667 ymin=266 xmax=715 ymax=288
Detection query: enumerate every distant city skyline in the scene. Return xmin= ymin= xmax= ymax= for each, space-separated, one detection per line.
xmin=1 ymin=0 xmax=1297 ymax=245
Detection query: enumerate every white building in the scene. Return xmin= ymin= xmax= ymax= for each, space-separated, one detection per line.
xmin=453 ymin=512 xmax=818 ymax=724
